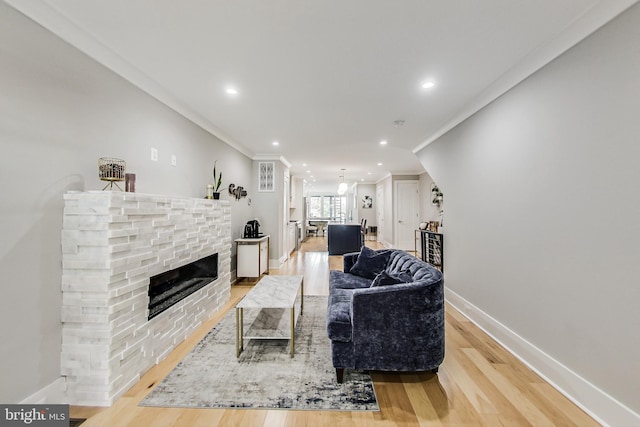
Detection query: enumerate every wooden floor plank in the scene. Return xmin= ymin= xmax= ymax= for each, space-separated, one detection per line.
xmin=462 ymin=348 xmax=555 ymax=426
xmin=70 ymin=236 xmax=599 ymax=426
xmin=400 ymin=373 xmax=443 ymax=427
xmin=529 ymin=382 xmax=600 ymax=427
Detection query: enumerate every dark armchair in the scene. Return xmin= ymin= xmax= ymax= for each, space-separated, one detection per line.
xmin=327 ymin=249 xmax=445 ymax=382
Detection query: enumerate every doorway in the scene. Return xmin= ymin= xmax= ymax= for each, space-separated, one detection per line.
xmin=394 ymin=181 xmax=419 ymax=250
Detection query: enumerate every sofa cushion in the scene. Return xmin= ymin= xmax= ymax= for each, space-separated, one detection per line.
xmin=329 ymin=270 xmax=372 ymax=292
xmin=326 ymin=299 xmax=353 ymax=342
xmin=370 ymin=271 xmax=409 ymax=287
xmin=349 ymin=246 xmax=390 ymax=279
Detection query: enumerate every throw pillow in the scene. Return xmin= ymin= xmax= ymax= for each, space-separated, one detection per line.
xmin=397 ymin=269 xmax=414 ymax=283
xmin=349 ymin=246 xmax=390 ymax=280
xmin=370 ymin=271 xmax=405 ymax=287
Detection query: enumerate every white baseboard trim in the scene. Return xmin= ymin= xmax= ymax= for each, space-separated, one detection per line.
xmin=380 ymin=239 xmax=393 ymax=249
xmin=446 ymin=289 xmax=639 ymax=427
xmin=19 ymin=377 xmax=67 ymax=404
xmin=272 ymin=256 xmax=285 ymax=270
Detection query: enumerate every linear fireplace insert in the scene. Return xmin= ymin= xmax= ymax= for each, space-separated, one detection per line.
xmin=148 ymin=253 xmax=218 ymax=320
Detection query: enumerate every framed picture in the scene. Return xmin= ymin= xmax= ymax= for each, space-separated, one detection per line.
xmin=258 ymin=162 xmax=275 ymax=192
xmin=362 ymin=195 xmax=372 ymax=208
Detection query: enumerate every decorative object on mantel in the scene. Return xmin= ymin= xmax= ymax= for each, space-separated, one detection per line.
xmin=228 ymin=183 xmax=247 ymax=200
xmin=140 ymin=296 xmax=378 ymax=411
xmin=208 ymin=161 xmax=223 ymax=199
xmin=125 ymin=173 xmax=136 ymax=192
xmin=98 ymin=157 xmax=125 ymax=191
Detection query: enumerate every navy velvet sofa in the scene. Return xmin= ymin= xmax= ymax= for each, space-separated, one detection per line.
xmin=327 ymin=248 xmax=444 ymax=383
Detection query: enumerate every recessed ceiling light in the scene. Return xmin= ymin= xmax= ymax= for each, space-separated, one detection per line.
xmin=368 ymin=172 xmax=372 ymax=175
xmin=380 ymin=140 xmax=388 ymax=145
xmin=225 ymin=87 xmax=238 ymax=95
xmin=360 ymin=178 xmax=364 ymax=182
xmin=421 ymin=81 xmax=435 ymax=89
xmin=377 ymin=163 xmax=383 ymax=166
xmin=302 ymin=163 xmax=308 ymax=167
xmin=306 ymin=170 xmax=311 ymax=174
xmin=272 ymin=141 xmax=279 ymax=146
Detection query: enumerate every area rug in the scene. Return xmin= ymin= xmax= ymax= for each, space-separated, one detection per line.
xmin=140 ymin=296 xmax=379 ymax=411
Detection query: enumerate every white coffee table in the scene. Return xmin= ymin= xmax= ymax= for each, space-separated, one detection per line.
xmin=235 ymin=275 xmax=304 ymax=358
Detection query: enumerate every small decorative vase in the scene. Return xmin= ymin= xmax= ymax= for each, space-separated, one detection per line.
xmin=213 ymin=192 xmax=220 ymax=200
xmin=206 ymin=184 xmax=214 ymax=199
xmin=125 ymin=173 xmax=136 ymax=192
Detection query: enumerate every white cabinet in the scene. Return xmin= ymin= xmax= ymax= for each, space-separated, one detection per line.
xmin=288 ymin=223 xmax=296 ymax=254
xmin=236 ymin=235 xmax=270 ymax=279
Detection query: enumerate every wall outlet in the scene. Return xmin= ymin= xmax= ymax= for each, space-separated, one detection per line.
xmin=151 ymin=147 xmax=158 ymax=162
xmin=171 ymin=155 xmax=177 ymax=166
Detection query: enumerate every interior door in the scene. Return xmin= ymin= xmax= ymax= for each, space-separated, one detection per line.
xmin=376 ymin=184 xmax=384 ymax=243
xmin=395 ymin=181 xmax=419 ymax=250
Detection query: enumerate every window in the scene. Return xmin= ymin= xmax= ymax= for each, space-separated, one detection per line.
xmin=258 ymin=162 xmax=275 ymax=192
xmin=308 ymin=195 xmax=346 ymax=222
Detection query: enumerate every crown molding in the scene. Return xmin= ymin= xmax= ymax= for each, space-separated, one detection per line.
xmin=252 ymin=155 xmax=292 ymax=169
xmin=376 ymin=172 xmax=393 ymax=184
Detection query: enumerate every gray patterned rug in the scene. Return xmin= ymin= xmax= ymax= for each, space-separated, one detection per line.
xmin=140 ymin=296 xmax=379 ymax=411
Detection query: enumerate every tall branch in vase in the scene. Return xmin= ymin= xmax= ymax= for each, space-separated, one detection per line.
xmin=212 ymin=161 xmax=223 ymax=199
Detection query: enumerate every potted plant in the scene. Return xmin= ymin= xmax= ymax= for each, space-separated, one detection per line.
xmin=212 ymin=161 xmax=223 ymax=199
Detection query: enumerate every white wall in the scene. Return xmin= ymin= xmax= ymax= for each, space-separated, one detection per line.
xmin=356 ymin=183 xmax=376 ymax=228
xmin=250 ymin=159 xmax=287 ymax=265
xmin=416 ymin=4 xmax=640 ymax=424
xmin=0 ymin=4 xmax=253 ymax=403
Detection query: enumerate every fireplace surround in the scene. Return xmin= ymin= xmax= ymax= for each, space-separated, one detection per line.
xmin=61 ymin=191 xmax=231 ymax=406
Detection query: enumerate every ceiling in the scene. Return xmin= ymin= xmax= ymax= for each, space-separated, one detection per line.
xmin=7 ymin=0 xmax=637 ymax=190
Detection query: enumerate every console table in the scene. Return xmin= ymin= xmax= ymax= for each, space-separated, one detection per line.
xmin=235 ymin=235 xmax=270 ymax=279
xmin=416 ymin=229 xmax=444 ymax=272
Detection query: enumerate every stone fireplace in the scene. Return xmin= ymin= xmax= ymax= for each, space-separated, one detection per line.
xmin=61 ymin=191 xmax=231 ymax=406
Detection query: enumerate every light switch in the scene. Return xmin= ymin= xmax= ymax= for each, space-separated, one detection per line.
xmin=151 ymin=147 xmax=158 ymax=162
xmin=171 ymin=155 xmax=177 ymax=166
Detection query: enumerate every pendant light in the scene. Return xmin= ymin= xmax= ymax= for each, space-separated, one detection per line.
xmin=337 ymin=169 xmax=348 ymax=195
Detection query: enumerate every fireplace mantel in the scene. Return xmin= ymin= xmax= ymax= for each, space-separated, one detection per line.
xmin=61 ymin=191 xmax=231 ymax=406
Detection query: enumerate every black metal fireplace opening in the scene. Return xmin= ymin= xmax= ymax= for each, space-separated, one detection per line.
xmin=147 ymin=253 xmax=218 ymax=320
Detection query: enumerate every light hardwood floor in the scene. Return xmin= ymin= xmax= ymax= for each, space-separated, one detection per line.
xmin=71 ymin=236 xmax=599 ymax=426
